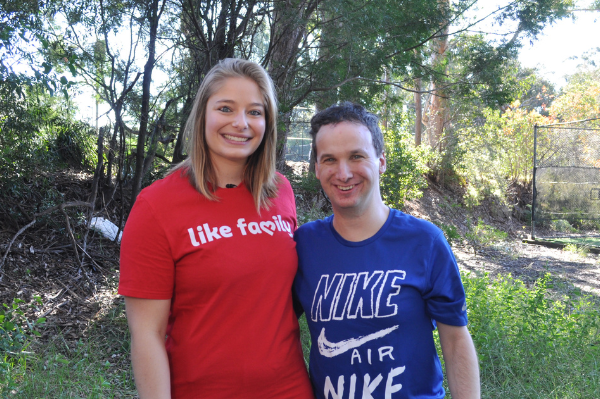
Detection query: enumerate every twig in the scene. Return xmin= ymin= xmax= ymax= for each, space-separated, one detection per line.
xmin=39 ymin=300 xmax=69 ymax=319
xmin=60 ymin=203 xmax=82 ymax=269
xmin=0 ymin=220 xmax=36 ymax=280
xmin=56 ymin=279 xmax=84 ymax=301
xmin=0 ymin=201 xmax=92 ymax=276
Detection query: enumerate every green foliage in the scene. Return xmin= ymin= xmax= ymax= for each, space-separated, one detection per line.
xmin=434 ymin=222 xmax=461 ymax=245
xmin=465 ymin=219 xmax=507 ymax=247
xmin=53 ymin=120 xmax=97 ymax=170
xmin=381 ymin=128 xmax=430 ymax=208
xmin=0 ymin=298 xmax=46 ymax=392
xmin=465 ymin=272 xmax=600 ymax=397
xmin=287 ymin=170 xmax=330 ymax=226
xmin=563 ymin=243 xmax=589 ymax=257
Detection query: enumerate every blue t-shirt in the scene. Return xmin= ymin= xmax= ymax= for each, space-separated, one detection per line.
xmin=293 ymin=208 xmax=468 ymax=399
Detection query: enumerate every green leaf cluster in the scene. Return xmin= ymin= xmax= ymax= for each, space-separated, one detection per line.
xmin=1 ymin=297 xmax=46 ymax=392
xmin=381 ymin=128 xmax=430 ymax=208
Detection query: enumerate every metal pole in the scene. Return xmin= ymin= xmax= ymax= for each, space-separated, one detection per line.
xmin=531 ymin=124 xmax=537 ymax=240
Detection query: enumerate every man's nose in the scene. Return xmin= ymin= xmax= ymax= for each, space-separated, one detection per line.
xmin=336 ymin=161 xmax=353 ymax=181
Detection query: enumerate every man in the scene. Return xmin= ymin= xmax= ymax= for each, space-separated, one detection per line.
xmin=293 ymin=102 xmax=480 ymax=399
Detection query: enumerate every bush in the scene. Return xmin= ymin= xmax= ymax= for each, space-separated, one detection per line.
xmin=53 ymin=120 xmax=97 ymax=170
xmin=465 ymin=272 xmax=600 ymax=398
xmin=434 ymin=222 xmax=461 ymax=245
xmin=380 ymin=128 xmax=430 ymax=208
xmin=465 ymin=218 xmax=507 ymax=248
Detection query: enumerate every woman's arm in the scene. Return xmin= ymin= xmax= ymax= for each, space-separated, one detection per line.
xmin=125 ymin=297 xmax=172 ymax=399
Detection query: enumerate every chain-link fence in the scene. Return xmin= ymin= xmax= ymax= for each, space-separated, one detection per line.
xmin=284 ymin=107 xmax=312 ymax=163
xmin=532 ymin=118 xmax=600 ymax=239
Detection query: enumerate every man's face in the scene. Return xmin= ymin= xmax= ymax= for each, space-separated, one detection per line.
xmin=314 ymin=121 xmax=386 ymax=215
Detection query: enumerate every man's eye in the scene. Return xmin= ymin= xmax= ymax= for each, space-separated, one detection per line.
xmin=351 ymin=154 xmax=363 ymax=160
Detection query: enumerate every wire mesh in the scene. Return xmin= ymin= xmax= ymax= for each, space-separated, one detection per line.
xmin=285 ymin=107 xmax=312 ymax=163
xmin=533 ymin=119 xmax=600 ymax=238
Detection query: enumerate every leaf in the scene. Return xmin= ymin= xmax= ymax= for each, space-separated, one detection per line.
xmin=60 ymin=76 xmax=68 ymax=85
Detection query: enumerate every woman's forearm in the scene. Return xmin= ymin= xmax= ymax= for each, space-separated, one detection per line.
xmin=130 ymin=331 xmax=171 ymax=398
xmin=125 ymin=297 xmax=172 ymax=399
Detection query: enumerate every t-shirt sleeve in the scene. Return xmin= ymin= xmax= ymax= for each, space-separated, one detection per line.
xmin=278 ymin=173 xmax=298 ymax=231
xmin=423 ymin=232 xmax=468 ymax=326
xmin=118 ymin=196 xmax=175 ymax=299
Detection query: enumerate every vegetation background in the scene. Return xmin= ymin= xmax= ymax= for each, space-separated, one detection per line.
xmin=1 ymin=0 xmax=600 ymax=397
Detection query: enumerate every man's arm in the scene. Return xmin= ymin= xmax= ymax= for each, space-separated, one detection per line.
xmin=125 ymin=297 xmax=172 ymax=399
xmin=437 ymin=322 xmax=480 ymax=399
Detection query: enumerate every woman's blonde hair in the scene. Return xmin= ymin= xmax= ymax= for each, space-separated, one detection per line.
xmin=173 ymin=58 xmax=280 ymax=211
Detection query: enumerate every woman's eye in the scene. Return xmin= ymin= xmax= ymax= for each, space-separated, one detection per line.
xmin=249 ymin=110 xmax=262 ymax=116
xmin=218 ymin=106 xmax=232 ymax=112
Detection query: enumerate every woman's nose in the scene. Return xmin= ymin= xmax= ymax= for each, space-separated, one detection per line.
xmin=232 ymin=112 xmax=248 ymax=129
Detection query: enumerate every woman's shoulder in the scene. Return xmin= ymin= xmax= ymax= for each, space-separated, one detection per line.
xmin=138 ymin=169 xmax=196 ymax=204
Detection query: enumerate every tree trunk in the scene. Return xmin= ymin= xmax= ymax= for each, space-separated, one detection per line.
xmin=130 ymin=0 xmax=164 ymax=208
xmin=268 ymin=0 xmax=319 ymax=171
xmin=414 ymin=77 xmax=422 ymax=146
xmin=426 ymin=0 xmax=449 ymax=152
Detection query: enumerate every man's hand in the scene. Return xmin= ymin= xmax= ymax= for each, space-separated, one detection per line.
xmin=437 ymin=322 xmax=480 ymax=399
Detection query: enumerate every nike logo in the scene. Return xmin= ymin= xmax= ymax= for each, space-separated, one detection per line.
xmin=317 ymin=325 xmax=399 ymax=357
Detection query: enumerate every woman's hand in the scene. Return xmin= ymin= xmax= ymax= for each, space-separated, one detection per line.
xmin=125 ymin=297 xmax=172 ymax=399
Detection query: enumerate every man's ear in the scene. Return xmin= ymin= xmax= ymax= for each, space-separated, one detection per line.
xmin=379 ymin=152 xmax=386 ymax=174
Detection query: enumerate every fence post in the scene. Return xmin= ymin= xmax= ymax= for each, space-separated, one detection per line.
xmin=531 ymin=124 xmax=537 ymax=240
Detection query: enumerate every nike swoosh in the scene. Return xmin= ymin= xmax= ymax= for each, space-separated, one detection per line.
xmin=317 ymin=325 xmax=399 ymax=358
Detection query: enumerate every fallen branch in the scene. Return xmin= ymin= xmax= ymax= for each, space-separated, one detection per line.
xmin=0 ymin=201 xmax=93 ymax=277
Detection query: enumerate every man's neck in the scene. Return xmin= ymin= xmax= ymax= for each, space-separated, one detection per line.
xmin=332 ymin=202 xmax=390 ymax=242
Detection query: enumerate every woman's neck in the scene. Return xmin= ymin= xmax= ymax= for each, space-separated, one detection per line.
xmin=213 ymin=159 xmax=245 ymax=188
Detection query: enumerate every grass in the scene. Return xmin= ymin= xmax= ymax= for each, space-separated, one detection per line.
xmin=465 ymin=272 xmax=600 ymax=398
xmin=2 ymin=301 xmax=137 ymax=398
xmin=545 ymin=236 xmax=600 ymax=248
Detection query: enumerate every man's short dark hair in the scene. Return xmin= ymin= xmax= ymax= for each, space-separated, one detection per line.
xmin=310 ymin=102 xmax=384 ymax=157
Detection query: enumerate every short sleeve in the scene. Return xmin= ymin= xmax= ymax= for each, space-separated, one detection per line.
xmin=423 ymin=232 xmax=468 ymax=326
xmin=118 ymin=196 xmax=175 ymax=299
xmin=277 ymin=173 xmax=298 ymax=231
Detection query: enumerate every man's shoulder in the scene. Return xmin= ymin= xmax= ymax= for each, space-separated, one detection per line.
xmin=389 ymin=208 xmax=444 ymax=240
xmin=295 ymin=215 xmax=333 ymax=240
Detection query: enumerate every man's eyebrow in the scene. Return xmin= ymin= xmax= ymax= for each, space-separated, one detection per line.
xmin=318 ymin=153 xmax=334 ymax=161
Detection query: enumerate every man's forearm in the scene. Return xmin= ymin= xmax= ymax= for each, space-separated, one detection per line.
xmin=437 ymin=323 xmax=480 ymax=399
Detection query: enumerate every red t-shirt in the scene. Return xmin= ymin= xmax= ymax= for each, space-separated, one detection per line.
xmin=119 ymin=171 xmax=314 ymax=398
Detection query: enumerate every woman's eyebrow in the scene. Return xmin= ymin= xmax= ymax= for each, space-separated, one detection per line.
xmin=214 ymin=99 xmax=264 ymax=108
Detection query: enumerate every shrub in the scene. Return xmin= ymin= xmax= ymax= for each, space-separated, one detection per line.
xmin=434 ymin=222 xmax=461 ymax=245
xmin=465 ymin=272 xmax=600 ymax=398
xmin=465 ymin=218 xmax=507 ymax=248
xmin=380 ymin=128 xmax=430 ymax=208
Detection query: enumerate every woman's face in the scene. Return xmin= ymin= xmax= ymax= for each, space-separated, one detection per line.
xmin=204 ymin=77 xmax=266 ymax=168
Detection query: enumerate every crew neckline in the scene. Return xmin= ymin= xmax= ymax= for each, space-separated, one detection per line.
xmin=328 ymin=208 xmax=395 ymax=247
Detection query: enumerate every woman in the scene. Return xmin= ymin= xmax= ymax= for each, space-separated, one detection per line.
xmin=119 ymin=59 xmax=314 ymax=398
